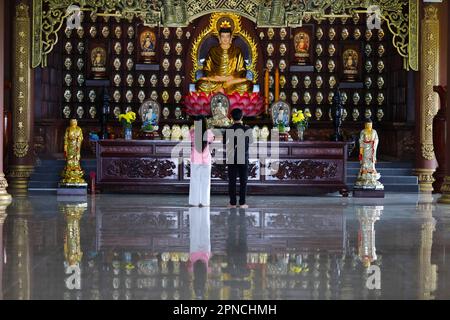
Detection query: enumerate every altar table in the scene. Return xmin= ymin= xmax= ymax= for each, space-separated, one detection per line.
xmin=96 ymin=140 xmax=349 ymax=196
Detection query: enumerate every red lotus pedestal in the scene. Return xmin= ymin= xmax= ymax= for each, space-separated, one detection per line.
xmin=184 ymin=91 xmax=264 ymax=117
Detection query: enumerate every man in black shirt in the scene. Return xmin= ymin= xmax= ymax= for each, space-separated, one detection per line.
xmin=223 ymin=109 xmax=253 ymax=208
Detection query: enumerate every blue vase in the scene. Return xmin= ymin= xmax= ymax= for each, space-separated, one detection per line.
xmin=124 ymin=126 xmax=132 ymax=140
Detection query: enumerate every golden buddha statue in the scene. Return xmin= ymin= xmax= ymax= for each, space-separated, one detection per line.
xmin=195 ymin=20 xmax=253 ymax=95
xmin=61 ymin=119 xmax=86 ymax=186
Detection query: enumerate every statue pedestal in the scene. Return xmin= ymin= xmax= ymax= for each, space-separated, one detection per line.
xmin=353 ymin=189 xmax=385 ymax=198
xmin=57 ymin=184 xmax=87 ymax=196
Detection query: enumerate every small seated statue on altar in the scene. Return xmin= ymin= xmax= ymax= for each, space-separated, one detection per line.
xmin=139 ymin=100 xmax=160 ymax=139
xmin=142 ymin=107 xmax=158 ymax=131
xmin=61 ymin=119 xmax=87 ymax=186
xmin=354 ymin=119 xmax=384 ymax=194
xmin=208 ymin=93 xmax=231 ymax=128
xmin=195 ymin=20 xmax=253 ymax=95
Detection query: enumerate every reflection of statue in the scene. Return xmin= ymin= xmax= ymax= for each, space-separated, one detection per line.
xmin=354 ymin=120 xmax=384 ymax=190
xmin=223 ymin=209 xmax=250 ymax=282
xmin=195 ymin=21 xmax=253 ymax=94
xmin=357 ymin=206 xmax=382 ymax=268
xmin=61 ymin=119 xmax=86 ymax=186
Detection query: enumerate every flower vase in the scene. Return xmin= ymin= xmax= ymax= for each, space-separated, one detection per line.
xmin=124 ymin=126 xmax=132 ymax=140
xmin=297 ymin=126 xmax=305 ymax=141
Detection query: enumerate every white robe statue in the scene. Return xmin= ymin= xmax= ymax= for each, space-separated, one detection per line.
xmin=355 ymin=121 xmax=384 ymax=190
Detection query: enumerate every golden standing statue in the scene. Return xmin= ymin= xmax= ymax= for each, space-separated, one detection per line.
xmin=195 ymin=20 xmax=253 ymax=95
xmin=61 ymin=119 xmax=86 ymax=186
xmin=61 ymin=202 xmax=86 ymax=266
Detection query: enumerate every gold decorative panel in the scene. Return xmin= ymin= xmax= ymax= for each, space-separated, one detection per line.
xmin=32 ymin=0 xmax=417 ymax=70
xmin=419 ymin=5 xmax=439 ymax=161
xmin=13 ymin=3 xmax=31 ymax=158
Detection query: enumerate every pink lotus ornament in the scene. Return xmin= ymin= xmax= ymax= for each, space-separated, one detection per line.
xmin=184 ymin=91 xmax=212 ymax=116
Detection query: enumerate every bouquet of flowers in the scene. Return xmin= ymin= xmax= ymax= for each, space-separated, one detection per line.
xmin=292 ymin=109 xmax=312 ymax=140
xmin=292 ymin=109 xmax=312 ymax=130
xmin=118 ymin=111 xmax=136 ymax=128
xmin=118 ymin=111 xmax=136 ymax=139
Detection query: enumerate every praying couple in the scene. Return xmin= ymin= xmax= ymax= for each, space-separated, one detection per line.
xmin=188 ymin=108 xmax=252 ymax=208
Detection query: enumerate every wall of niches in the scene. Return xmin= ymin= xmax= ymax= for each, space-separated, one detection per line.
xmin=61 ymin=15 xmax=195 ymax=125
xmin=60 ymin=13 xmax=396 ymax=124
xmin=40 ymin=12 xmax=412 ymax=159
xmin=258 ymin=15 xmax=391 ymax=124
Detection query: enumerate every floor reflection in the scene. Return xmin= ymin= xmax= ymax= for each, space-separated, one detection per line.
xmin=0 ymin=194 xmax=449 ymax=300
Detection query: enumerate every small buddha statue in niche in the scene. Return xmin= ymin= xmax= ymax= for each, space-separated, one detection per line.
xmin=140 ymin=30 xmax=156 ymax=63
xmin=195 ymin=20 xmax=253 ymax=95
xmin=343 ymin=49 xmax=359 ymax=81
xmin=91 ymin=47 xmax=106 ymax=79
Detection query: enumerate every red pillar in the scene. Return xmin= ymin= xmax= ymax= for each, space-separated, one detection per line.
xmin=6 ymin=1 xmax=35 ymax=197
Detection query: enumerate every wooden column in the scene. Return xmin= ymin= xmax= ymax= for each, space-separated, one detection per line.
xmin=438 ymin=1 xmax=450 ymax=204
xmin=414 ymin=5 xmax=439 ymax=192
xmin=0 ymin=0 xmax=12 ymax=204
xmin=6 ymin=1 xmax=34 ymax=197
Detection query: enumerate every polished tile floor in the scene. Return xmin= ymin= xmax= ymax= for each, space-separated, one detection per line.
xmin=1 ymin=193 xmax=450 ymax=300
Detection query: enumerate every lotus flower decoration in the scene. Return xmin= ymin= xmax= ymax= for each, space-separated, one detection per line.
xmin=183 ymin=91 xmax=212 ymax=116
xmin=184 ymin=91 xmax=264 ymax=117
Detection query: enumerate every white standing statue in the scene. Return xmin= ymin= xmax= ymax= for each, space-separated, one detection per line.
xmin=354 ymin=120 xmax=384 ymax=190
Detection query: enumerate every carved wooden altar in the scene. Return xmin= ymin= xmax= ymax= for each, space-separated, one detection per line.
xmin=96 ymin=140 xmax=349 ymax=196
